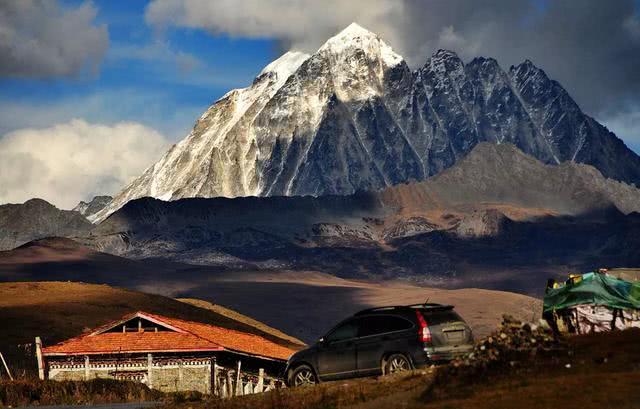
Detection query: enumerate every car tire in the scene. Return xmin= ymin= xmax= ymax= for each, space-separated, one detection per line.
xmin=384 ymin=353 xmax=412 ymax=375
xmin=289 ymin=364 xmax=317 ymax=387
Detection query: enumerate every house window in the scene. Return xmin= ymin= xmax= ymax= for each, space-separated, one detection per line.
xmin=104 ymin=318 xmax=174 ymax=333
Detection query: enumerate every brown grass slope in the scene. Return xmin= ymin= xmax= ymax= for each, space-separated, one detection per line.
xmin=0 ymin=281 xmax=303 ymax=354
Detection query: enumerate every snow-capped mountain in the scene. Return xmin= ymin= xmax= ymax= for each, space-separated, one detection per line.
xmin=92 ymin=23 xmax=640 ymax=223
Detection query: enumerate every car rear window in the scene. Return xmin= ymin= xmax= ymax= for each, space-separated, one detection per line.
xmin=358 ymin=315 xmax=413 ymax=337
xmin=420 ymin=310 xmax=464 ymax=325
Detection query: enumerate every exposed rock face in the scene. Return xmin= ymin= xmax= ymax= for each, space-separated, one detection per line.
xmin=0 ymin=199 xmax=92 ymax=251
xmin=73 ymin=195 xmax=112 ymax=218
xmin=90 ymin=23 xmax=640 ymax=222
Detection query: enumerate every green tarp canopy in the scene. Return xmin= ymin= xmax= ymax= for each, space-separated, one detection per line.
xmin=543 ymin=272 xmax=640 ymax=313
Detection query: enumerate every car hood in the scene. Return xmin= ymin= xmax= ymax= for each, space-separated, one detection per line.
xmin=287 ymin=344 xmax=318 ymax=364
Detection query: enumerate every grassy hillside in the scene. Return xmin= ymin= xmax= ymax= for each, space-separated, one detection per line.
xmin=0 ymin=281 xmax=304 ymax=365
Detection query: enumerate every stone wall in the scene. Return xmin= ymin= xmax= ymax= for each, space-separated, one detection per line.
xmin=47 ymin=355 xmax=212 ymax=394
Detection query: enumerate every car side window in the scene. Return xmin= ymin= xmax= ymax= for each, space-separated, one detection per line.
xmin=358 ymin=315 xmax=413 ymax=337
xmin=325 ymin=320 xmax=358 ymax=342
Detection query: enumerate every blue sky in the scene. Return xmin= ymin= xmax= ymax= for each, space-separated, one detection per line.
xmin=0 ymin=0 xmax=280 ymax=140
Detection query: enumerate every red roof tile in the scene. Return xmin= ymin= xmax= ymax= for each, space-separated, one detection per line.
xmin=43 ymin=312 xmax=296 ymax=361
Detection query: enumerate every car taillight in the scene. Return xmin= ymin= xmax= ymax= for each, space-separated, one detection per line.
xmin=415 ymin=310 xmax=432 ymax=343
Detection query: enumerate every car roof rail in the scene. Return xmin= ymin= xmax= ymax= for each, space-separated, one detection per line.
xmin=354 ymin=303 xmax=453 ymax=316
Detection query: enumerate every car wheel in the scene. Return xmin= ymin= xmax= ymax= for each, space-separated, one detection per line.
xmin=290 ymin=365 xmax=317 ymax=387
xmin=385 ymin=353 xmax=411 ymax=374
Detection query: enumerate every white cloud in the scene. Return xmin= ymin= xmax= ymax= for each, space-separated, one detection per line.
xmin=0 ymin=119 xmax=171 ymax=208
xmin=0 ymin=90 xmax=206 ymax=143
xmin=0 ymin=0 xmax=109 ymax=78
xmin=145 ymin=0 xmax=402 ymax=53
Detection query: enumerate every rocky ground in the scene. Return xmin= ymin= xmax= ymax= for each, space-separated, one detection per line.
xmin=164 ymin=319 xmax=640 ymax=409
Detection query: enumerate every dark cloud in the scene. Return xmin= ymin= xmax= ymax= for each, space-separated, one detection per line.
xmin=397 ymin=0 xmax=640 ymax=116
xmin=0 ymin=0 xmax=109 ymax=78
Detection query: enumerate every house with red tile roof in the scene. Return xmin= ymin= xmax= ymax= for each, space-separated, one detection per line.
xmin=38 ymin=312 xmax=297 ymax=395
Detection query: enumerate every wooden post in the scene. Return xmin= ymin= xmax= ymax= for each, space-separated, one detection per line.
xmin=0 ymin=352 xmax=13 ymax=381
xmin=211 ymin=358 xmax=218 ymax=396
xmin=256 ymin=368 xmax=264 ymax=393
xmin=220 ymin=377 xmax=227 ymax=398
xmin=147 ymin=353 xmax=153 ymax=389
xmin=226 ymin=370 xmax=234 ymax=397
xmin=35 ymin=337 xmax=45 ymax=380
xmin=84 ymin=356 xmax=90 ymax=380
xmin=243 ymin=380 xmax=252 ymax=395
xmin=236 ymin=361 xmax=242 ymax=396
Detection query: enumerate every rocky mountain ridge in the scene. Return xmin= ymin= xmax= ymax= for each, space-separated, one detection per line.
xmin=73 ymin=195 xmax=112 ymax=218
xmin=4 ymin=144 xmax=640 ymax=292
xmin=80 ymin=144 xmax=640 ymax=287
xmin=0 ymin=198 xmax=92 ymax=251
xmin=92 ymin=23 xmax=640 ymax=223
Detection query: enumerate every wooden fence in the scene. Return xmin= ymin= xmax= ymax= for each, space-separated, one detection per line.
xmin=212 ymin=362 xmax=285 ymax=398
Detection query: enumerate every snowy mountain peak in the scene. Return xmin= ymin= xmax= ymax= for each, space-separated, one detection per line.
xmin=92 ymin=25 xmax=640 ymax=223
xmin=510 ymin=59 xmax=543 ymax=77
xmin=469 ymin=56 xmax=500 ymax=69
xmin=330 ymin=22 xmax=376 ymax=41
xmin=318 ymin=22 xmax=403 ymax=68
xmin=259 ymin=50 xmax=310 ymax=79
xmin=427 ymin=49 xmax=463 ymax=70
